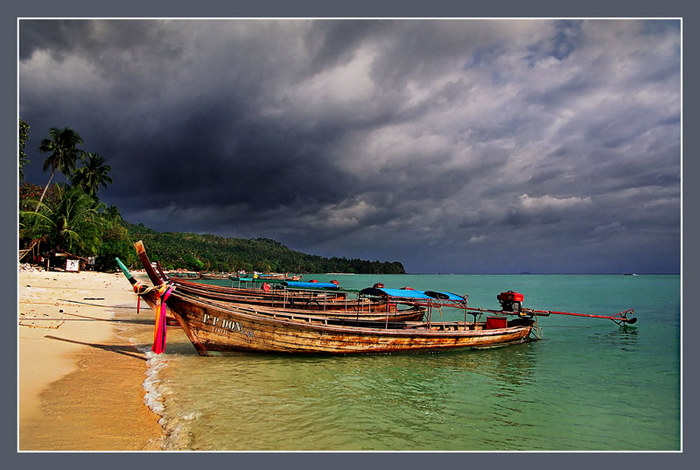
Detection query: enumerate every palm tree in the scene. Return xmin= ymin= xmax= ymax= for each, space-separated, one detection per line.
xmin=19 ymin=199 xmax=54 ymax=257
xmin=36 ymin=127 xmax=83 ymax=211
xmin=71 ymin=152 xmax=113 ymax=197
xmin=20 ymin=185 xmax=104 ymax=256
xmin=19 ymin=119 xmax=30 ymax=181
xmin=50 ymin=185 xmax=105 ymax=254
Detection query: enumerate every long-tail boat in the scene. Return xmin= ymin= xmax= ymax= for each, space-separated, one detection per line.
xmin=155 ymin=262 xmax=351 ymax=304
xmin=121 ymin=241 xmax=636 ymax=356
xmin=253 ymin=272 xmax=302 ymax=281
xmin=146 ymin=252 xmax=424 ymax=321
xmin=118 ymin=260 xmax=533 ymax=356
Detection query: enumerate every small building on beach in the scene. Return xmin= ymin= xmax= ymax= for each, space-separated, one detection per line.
xmin=45 ymin=249 xmax=92 ymax=272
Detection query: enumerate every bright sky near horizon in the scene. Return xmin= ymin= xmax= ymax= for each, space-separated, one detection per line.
xmin=19 ymin=18 xmax=681 ymax=273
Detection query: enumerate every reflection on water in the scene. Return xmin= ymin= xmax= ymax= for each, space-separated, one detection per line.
xmin=599 ymin=326 xmax=639 ymax=351
xmin=152 ymin=343 xmax=541 ymax=450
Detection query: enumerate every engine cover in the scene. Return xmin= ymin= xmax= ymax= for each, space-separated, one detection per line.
xmin=497 ymin=291 xmax=524 ymax=312
xmin=497 ymin=291 xmax=524 ymax=302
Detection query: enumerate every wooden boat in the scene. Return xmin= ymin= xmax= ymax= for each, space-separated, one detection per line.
xmin=254 ymin=272 xmax=302 ymax=281
xmin=165 ymin=271 xmax=201 ymax=280
xmin=117 ymin=242 xmax=535 ymax=355
xmin=156 ymin=263 xmax=350 ymax=303
xmin=142 ymin=287 xmax=534 ymax=355
xmin=163 ymin=280 xmax=393 ymax=311
xmin=148 ymin=260 xmax=426 ymax=322
xmin=120 ymin=264 xmax=533 ymax=356
xmin=147 ymin=255 xmax=422 ymax=320
xmin=199 ymin=272 xmax=233 ymax=280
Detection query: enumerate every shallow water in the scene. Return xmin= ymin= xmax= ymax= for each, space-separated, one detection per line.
xmin=115 ymin=274 xmax=680 ymax=451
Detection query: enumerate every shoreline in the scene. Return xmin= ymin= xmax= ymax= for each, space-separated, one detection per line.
xmin=18 ymin=269 xmax=164 ymax=451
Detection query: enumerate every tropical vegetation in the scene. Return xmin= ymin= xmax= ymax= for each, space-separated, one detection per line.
xmin=18 ymin=119 xmax=406 ymax=274
xmin=71 ymin=152 xmax=113 ymax=197
xmin=36 ymin=127 xmax=84 ymax=210
xmin=19 ymin=119 xmax=30 ymax=181
xmin=126 ymin=222 xmax=405 ymax=274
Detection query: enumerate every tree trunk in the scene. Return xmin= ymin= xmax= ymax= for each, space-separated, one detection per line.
xmin=35 ymin=169 xmax=55 ymax=211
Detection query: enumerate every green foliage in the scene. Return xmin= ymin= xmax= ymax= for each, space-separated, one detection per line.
xmin=19 ymin=201 xmax=54 ymax=243
xmin=54 ymin=185 xmax=106 ymax=254
xmin=20 ymin=183 xmax=65 ymax=244
xmin=104 ymin=205 xmax=122 ymax=221
xmin=123 ymin=223 xmax=406 ymax=274
xmin=95 ymin=223 xmax=136 ymax=271
xmin=19 ymin=119 xmax=30 ymax=181
xmin=20 ymin=179 xmax=107 ymax=255
xmin=20 ymin=184 xmax=106 ymax=256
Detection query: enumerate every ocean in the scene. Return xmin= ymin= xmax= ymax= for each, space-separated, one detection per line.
xmin=113 ymin=274 xmax=680 ymax=451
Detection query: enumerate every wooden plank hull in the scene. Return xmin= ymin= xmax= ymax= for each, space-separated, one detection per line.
xmin=156 ymin=263 xmax=352 ymax=303
xmin=162 ymin=291 xmax=425 ymax=322
xmin=141 ymin=290 xmax=534 ymax=355
xmin=171 ymin=281 xmax=373 ymax=310
xmin=222 ymin=301 xmax=426 ymax=322
xmin=154 ymin=260 xmax=409 ymax=315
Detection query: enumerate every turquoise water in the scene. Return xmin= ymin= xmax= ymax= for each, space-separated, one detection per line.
xmin=116 ymin=274 xmax=680 ymax=451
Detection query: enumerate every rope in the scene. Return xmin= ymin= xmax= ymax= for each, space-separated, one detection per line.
xmin=131 ymin=280 xmax=162 ymax=314
xmin=37 ymin=299 xmax=135 ymax=309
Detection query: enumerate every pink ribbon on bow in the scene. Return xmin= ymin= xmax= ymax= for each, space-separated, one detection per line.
xmin=151 ymin=285 xmax=174 ymax=354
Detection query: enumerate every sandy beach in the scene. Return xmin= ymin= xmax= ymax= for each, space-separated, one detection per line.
xmin=18 ymin=268 xmax=164 ymax=451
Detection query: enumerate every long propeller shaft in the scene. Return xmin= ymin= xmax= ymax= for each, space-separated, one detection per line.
xmin=467 ymin=306 xmax=636 ymax=325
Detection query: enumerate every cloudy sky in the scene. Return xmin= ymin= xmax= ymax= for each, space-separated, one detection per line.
xmin=18 ymin=19 xmax=681 ymax=274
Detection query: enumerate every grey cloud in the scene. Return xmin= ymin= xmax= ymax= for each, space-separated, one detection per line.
xmin=19 ymin=19 xmax=680 ymax=273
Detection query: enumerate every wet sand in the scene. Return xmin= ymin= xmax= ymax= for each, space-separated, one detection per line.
xmin=18 ymin=269 xmax=164 ymax=451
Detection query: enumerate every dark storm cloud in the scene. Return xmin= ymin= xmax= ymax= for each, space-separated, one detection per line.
xmin=19 ymin=19 xmax=681 ymax=273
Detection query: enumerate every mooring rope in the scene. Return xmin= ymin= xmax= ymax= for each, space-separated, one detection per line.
xmin=55 ymin=298 xmax=136 ymax=308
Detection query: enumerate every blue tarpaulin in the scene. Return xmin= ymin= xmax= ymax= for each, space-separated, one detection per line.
xmin=360 ymin=287 xmax=466 ymax=302
xmin=282 ymin=281 xmax=340 ymax=290
xmin=423 ymin=290 xmax=466 ymax=301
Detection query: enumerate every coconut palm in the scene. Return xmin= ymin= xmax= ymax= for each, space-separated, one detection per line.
xmin=19 ymin=119 xmax=30 ymax=181
xmin=36 ymin=127 xmax=84 ymax=210
xmin=19 ymin=199 xmax=53 ymax=254
xmin=71 ymin=152 xmax=113 ymax=198
xmin=50 ymin=185 xmax=105 ymax=254
xmin=21 ymin=185 xmax=105 ymax=255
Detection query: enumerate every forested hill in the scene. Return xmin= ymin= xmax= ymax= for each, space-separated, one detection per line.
xmin=124 ymin=222 xmax=406 ymax=274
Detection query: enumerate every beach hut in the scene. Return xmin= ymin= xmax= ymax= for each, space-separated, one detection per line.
xmin=47 ymin=249 xmax=90 ymax=272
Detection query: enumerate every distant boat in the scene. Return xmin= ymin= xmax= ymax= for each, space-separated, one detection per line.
xmin=199 ymin=272 xmax=232 ymax=280
xmin=250 ymin=272 xmax=302 ymax=281
xmin=166 ymin=271 xmax=201 ymax=280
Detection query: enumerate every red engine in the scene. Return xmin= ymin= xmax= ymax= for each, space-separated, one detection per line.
xmin=497 ymin=291 xmax=524 ymax=312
